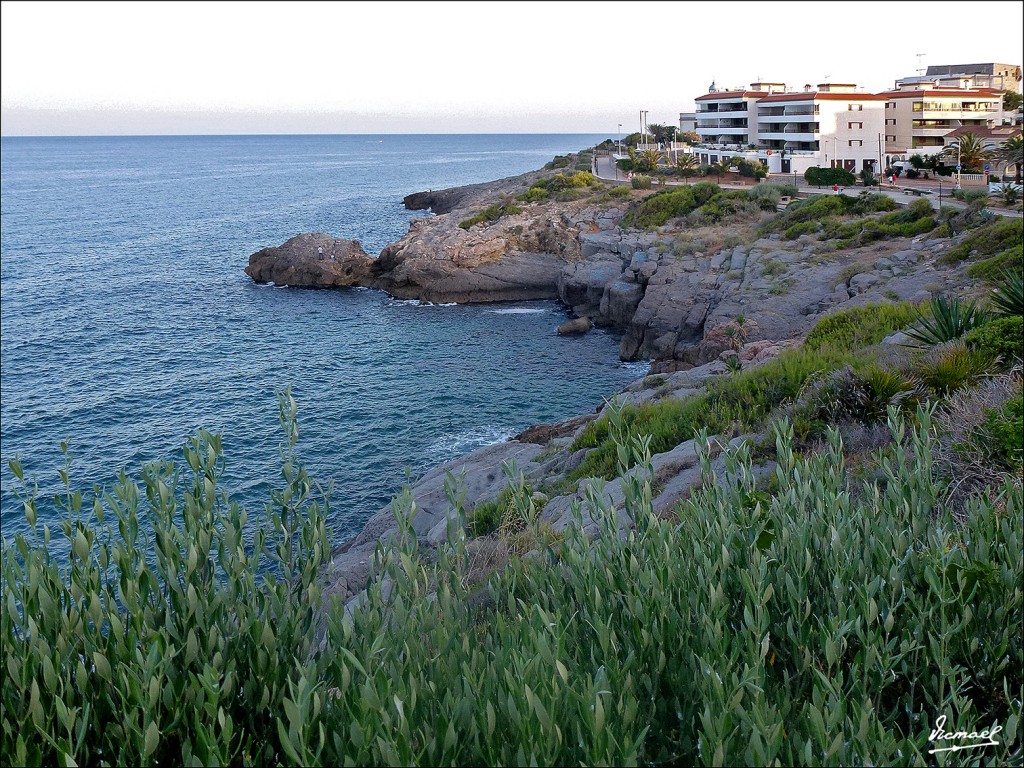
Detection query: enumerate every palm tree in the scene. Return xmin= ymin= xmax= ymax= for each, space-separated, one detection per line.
xmin=636 ymin=148 xmax=664 ymax=173
xmin=646 ymin=123 xmax=677 ymax=146
xmin=673 ymin=153 xmax=698 ymax=183
xmin=944 ymin=131 xmax=992 ymax=172
xmin=997 ymin=133 xmax=1023 ymax=184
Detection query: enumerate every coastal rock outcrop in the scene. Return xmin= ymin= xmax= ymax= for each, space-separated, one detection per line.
xmin=366 ymin=199 xmax=586 ymax=303
xmin=245 ymin=233 xmax=373 ymax=288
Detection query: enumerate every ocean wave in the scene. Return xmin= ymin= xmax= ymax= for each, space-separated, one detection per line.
xmin=486 ymin=307 xmax=548 ymax=315
xmin=426 ymin=425 xmax=515 ymax=461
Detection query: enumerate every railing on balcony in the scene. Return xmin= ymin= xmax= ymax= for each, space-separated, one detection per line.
xmin=757 ymin=127 xmax=819 ymax=134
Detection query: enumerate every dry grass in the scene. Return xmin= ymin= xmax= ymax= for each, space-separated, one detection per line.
xmin=932 ymin=368 xmax=1023 ymax=518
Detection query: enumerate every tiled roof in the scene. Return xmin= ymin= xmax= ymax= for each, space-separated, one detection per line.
xmin=756 ymin=92 xmax=887 ymax=102
xmin=879 ymin=88 xmax=1003 ymax=98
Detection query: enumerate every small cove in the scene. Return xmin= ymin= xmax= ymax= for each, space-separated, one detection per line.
xmin=0 ymin=133 xmax=642 ymax=544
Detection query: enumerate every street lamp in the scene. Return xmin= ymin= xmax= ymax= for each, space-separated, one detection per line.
xmin=617 ymin=123 xmax=622 ymax=156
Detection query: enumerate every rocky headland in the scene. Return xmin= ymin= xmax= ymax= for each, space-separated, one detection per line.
xmin=245 ymin=152 xmax=988 ymax=604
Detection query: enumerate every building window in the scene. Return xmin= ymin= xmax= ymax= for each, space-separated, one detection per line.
xmin=848 ymin=140 xmax=863 ymax=146
xmin=848 ymin=122 xmax=863 ymax=129
xmin=885 ymin=118 xmax=896 ymax=125
xmin=885 ymin=135 xmax=896 ymax=142
xmin=848 ymin=104 xmax=863 ymax=111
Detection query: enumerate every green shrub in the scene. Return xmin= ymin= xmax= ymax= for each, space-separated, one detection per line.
xmin=458 ymin=201 xmax=523 ymax=230
xmin=1 ymin=392 xmax=330 ymax=766
xmin=570 ymin=347 xmax=845 ymax=480
xmin=964 ymin=315 xmax=1024 ymax=367
xmin=630 ymin=175 xmax=653 ymax=189
xmin=804 ymin=166 xmax=856 ymax=187
xmin=940 ymin=216 xmax=1023 ymax=264
xmin=783 ymin=220 xmax=819 ymax=240
xmin=966 ymin=244 xmax=1023 ymax=280
xmin=4 ymin=403 xmax=1023 ymax=766
xmin=515 ymin=187 xmax=550 ymax=203
xmin=915 ymin=342 xmax=994 ymax=396
xmin=980 ymin=386 xmax=1024 ymax=468
xmin=608 ymin=185 xmax=632 ymax=199
xmin=805 ymin=301 xmax=919 ymax=351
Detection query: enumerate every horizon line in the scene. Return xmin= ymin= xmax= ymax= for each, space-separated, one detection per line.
xmin=1 ymin=131 xmax=614 ymax=139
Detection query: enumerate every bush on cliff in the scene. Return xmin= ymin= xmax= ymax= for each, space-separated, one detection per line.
xmin=458 ymin=201 xmax=523 ymax=230
xmin=5 ymin=402 xmax=1021 ymax=766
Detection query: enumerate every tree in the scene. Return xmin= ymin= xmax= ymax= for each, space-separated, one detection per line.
xmin=908 ymin=154 xmax=926 ymax=169
xmin=635 ymin=148 xmax=665 ymax=173
xmin=1003 ymin=90 xmax=1023 ymax=112
xmin=709 ymin=161 xmax=732 ymax=183
xmin=679 ymin=130 xmax=701 ymax=144
xmin=943 ymin=132 xmax=992 ymax=172
xmin=673 ymin=153 xmax=699 ymax=183
xmin=646 ymin=123 xmax=677 ymax=145
xmin=997 ymin=133 xmax=1023 ymax=184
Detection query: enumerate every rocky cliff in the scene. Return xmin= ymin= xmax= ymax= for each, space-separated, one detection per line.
xmin=242 ymin=154 xmax=984 ymax=608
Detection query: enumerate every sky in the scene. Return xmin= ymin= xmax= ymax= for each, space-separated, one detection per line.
xmin=2 ymin=0 xmax=1022 ymax=136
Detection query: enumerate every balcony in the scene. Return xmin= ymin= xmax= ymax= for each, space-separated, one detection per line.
xmin=697 ymin=105 xmax=748 ymax=116
xmin=758 ymin=107 xmax=818 ymax=117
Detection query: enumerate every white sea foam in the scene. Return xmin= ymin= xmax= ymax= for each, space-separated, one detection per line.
xmin=486 ymin=307 xmax=548 ymax=315
xmin=428 ymin=425 xmax=516 ymax=460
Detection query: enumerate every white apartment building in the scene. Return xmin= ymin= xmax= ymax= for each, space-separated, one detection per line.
xmin=693 ymin=82 xmax=786 ymax=146
xmin=880 ymin=85 xmax=1003 ymax=161
xmin=756 ymin=85 xmax=887 ymax=173
xmin=689 ymin=82 xmax=886 ymax=176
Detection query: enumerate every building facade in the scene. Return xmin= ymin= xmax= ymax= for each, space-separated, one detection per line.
xmin=693 ymin=82 xmax=786 ymax=146
xmin=688 ymin=81 xmax=885 ymax=176
xmin=923 ymin=63 xmax=1022 ymax=93
xmin=881 ymin=85 xmax=1004 ymax=160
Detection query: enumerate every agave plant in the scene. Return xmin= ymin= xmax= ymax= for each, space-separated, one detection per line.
xmin=990 ymin=268 xmax=1024 ymax=316
xmin=904 ymin=293 xmax=992 ymax=347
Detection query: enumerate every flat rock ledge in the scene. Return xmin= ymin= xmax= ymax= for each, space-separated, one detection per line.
xmin=244 ymin=232 xmax=373 ymax=288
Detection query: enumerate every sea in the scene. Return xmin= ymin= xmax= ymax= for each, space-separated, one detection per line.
xmin=0 ymin=134 xmax=647 ymax=545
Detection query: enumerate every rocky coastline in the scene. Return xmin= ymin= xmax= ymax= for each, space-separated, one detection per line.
xmin=244 ymin=151 xmax=974 ymax=604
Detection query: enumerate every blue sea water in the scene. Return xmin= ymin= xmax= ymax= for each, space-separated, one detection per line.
xmin=1 ymin=134 xmax=645 ymax=544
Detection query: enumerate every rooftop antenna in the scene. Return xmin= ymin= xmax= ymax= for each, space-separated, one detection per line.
xmin=916 ymin=53 xmax=926 ymax=76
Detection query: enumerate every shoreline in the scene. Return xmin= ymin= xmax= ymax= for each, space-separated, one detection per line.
xmin=240 ymin=148 xmax=992 ymax=603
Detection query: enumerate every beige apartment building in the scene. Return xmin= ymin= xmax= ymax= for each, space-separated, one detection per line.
xmin=881 ymin=85 xmax=1004 ymax=160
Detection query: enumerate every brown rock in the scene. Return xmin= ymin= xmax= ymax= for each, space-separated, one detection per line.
xmin=245 ymin=232 xmax=373 ymax=288
xmin=557 ymin=316 xmax=593 ymax=336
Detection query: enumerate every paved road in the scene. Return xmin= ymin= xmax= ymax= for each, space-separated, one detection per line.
xmin=590 ymin=151 xmax=1022 ymax=219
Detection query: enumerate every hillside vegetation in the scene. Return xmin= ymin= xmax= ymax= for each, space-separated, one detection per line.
xmin=3 ymin=194 xmax=1023 ymax=766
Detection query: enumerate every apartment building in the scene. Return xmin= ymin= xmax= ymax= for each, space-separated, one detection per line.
xmin=693 ymin=82 xmax=786 ymax=146
xmin=756 ymin=85 xmax=887 ymax=173
xmin=880 ymin=84 xmax=1004 ymax=159
xmin=922 ymin=62 xmax=1022 ymax=93
xmin=688 ymin=82 xmax=885 ymax=175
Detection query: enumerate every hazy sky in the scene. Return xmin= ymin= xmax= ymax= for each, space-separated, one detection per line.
xmin=2 ymin=0 xmax=1022 ymax=136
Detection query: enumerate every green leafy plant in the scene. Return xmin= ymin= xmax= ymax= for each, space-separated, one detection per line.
xmin=963 ymin=315 xmax=1024 ymax=367
xmin=990 ymin=268 xmax=1024 ymax=316
xmin=1 ymin=390 xmax=330 ymax=766
xmin=915 ymin=341 xmax=994 ymax=396
xmin=805 ymin=301 xmax=920 ymax=351
xmin=905 ymin=294 xmax=992 ymax=347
